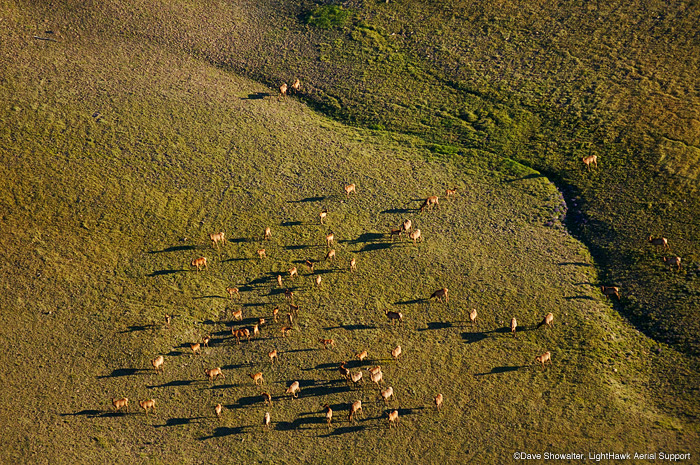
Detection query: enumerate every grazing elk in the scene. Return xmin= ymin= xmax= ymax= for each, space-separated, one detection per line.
xmin=648 ymin=235 xmax=669 ymax=250
xmin=430 ymin=288 xmax=449 ymax=303
xmin=202 ymin=335 xmax=211 ymax=347
xmin=445 ymin=188 xmax=457 ymax=198
xmin=388 ymin=410 xmax=399 ymax=428
xmin=409 ymin=229 xmax=422 ymax=244
xmin=151 ymin=355 xmax=164 ymax=374
xmin=391 ymin=345 xmax=402 ymax=361
xmin=326 ymin=249 xmax=336 ymax=261
xmin=209 ymin=232 xmax=225 ymax=249
xmin=262 ymin=392 xmax=273 ymax=406
xmin=401 ymin=219 xmax=412 ymax=234
xmin=190 ymin=257 xmax=207 ymax=271
xmin=164 ymin=313 xmax=171 ymax=328
xmin=344 ymin=184 xmax=356 ymax=197
xmin=268 ymin=349 xmax=278 ymax=365
xmin=205 ymin=367 xmax=225 ymax=384
xmin=326 ymin=232 xmax=335 ymax=248
xmin=112 ymin=397 xmax=129 ymax=413
xmin=289 ymin=303 xmax=299 ymax=316
xmin=434 ymin=393 xmax=443 ymax=411
xmin=291 ymin=78 xmax=301 ymax=94
xmin=420 ymin=195 xmax=439 ymax=212
xmin=264 ymin=227 xmax=272 ymax=241
xmin=226 ymin=287 xmax=240 ymax=300
xmin=582 ymin=154 xmax=598 ymax=170
xmin=249 ymin=372 xmax=264 ymax=386
xmin=535 ymin=351 xmax=552 ymax=370
xmin=601 ymin=286 xmax=620 ymax=300
xmin=348 ymin=400 xmax=362 ymax=423
xmin=285 ymin=289 xmax=294 ymax=302
xmin=349 ymin=371 xmax=363 ymax=385
xmin=339 ymin=362 xmax=350 ymax=380
xmin=278 ymin=83 xmax=288 ymax=100
xmin=367 ymin=366 xmax=382 ymax=376
xmin=370 ymin=369 xmax=383 ymax=386
xmin=139 ymin=399 xmax=156 ymax=416
xmin=356 ymin=350 xmax=368 ymax=362
xmin=385 ymin=309 xmax=403 ymax=326
xmin=324 ymin=404 xmax=333 ymax=429
xmin=190 ymin=343 xmax=201 ymax=356
xmin=273 ymin=307 xmax=279 ymax=322
xmin=281 ymin=326 xmax=293 ymax=337
xmin=468 ymin=308 xmax=478 ymax=328
xmin=537 ymin=312 xmax=554 ymax=329
xmin=389 ymin=228 xmax=403 ymax=240
xmin=231 ymin=309 xmax=243 ymax=321
xmin=319 ymin=338 xmax=335 ymax=349
xmin=257 ymin=248 xmax=267 ymax=259
xmin=381 ymin=386 xmax=394 ymax=404
xmin=350 ymin=257 xmax=357 ymax=272
xmin=215 ymin=403 xmax=223 ymax=419
xmin=286 ymin=381 xmax=300 ymax=398
xmin=663 ymin=256 xmax=682 ymax=271
xmin=305 ymin=260 xmax=315 ymax=272
xmin=319 ymin=210 xmax=328 ymax=224
xmin=289 ymin=267 xmax=298 ymax=279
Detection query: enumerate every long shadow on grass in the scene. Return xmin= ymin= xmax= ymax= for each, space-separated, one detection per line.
xmin=97 ymin=368 xmax=149 ymax=379
xmin=198 ymin=426 xmax=247 ymax=439
xmin=119 ymin=324 xmax=160 ymax=333
xmin=147 ymin=379 xmax=196 ymax=389
xmin=60 ymin=409 xmax=103 ymax=417
xmin=153 ymin=417 xmax=206 ymax=428
xmin=148 ymin=245 xmax=197 ymax=254
xmin=323 ymin=324 xmax=377 ymax=331
xmin=474 ymin=365 xmax=525 ymax=376
xmin=460 ymin=332 xmax=488 ymax=344
xmin=288 ymin=196 xmax=327 ymax=203
xmin=319 ymin=425 xmax=365 ymax=437
xmin=147 ymin=269 xmax=187 ymax=277
xmin=418 ymin=321 xmax=453 ymax=331
xmin=380 ymin=207 xmax=413 ymax=214
xmin=359 ymin=243 xmax=394 ymax=253
xmin=282 ymin=220 xmax=303 ymax=227
xmin=241 ymin=92 xmax=270 ymax=100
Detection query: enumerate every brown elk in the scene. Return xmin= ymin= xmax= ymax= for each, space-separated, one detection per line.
xmin=139 ymin=399 xmax=156 ymax=416
xmin=326 ymin=232 xmax=335 ymax=248
xmin=277 ymin=275 xmax=283 ymax=288
xmin=112 ymin=397 xmax=129 ymax=413
xmin=278 ymin=83 xmax=288 ymax=100
xmin=281 ymin=326 xmax=293 ymax=337
xmin=262 ymin=392 xmax=273 ymax=406
xmin=434 ymin=393 xmax=443 ymax=411
xmin=226 ymin=287 xmax=240 ymax=300
xmin=535 ymin=351 xmax=552 ymax=370
xmin=537 ymin=312 xmax=554 ymax=329
xmin=289 ymin=303 xmax=299 ymax=316
xmin=324 ymin=404 xmax=333 ymax=429
xmin=202 ymin=335 xmax=210 ymax=347
xmin=257 ymin=248 xmax=267 ymax=259
xmin=264 ymin=227 xmax=272 ymax=241
xmin=305 ymin=260 xmax=315 ymax=272
xmin=326 ymin=249 xmax=336 ymax=261
xmin=385 ymin=309 xmax=403 ymax=326
xmin=151 ymin=355 xmax=164 ymax=374
xmin=209 ymin=232 xmax=225 ymax=249
xmin=663 ymin=256 xmax=682 ymax=271
xmin=409 ymin=229 xmax=422 ymax=244
xmin=286 ymin=381 xmax=300 ymax=398
xmin=285 ymin=289 xmax=294 ymax=302
xmin=381 ymin=386 xmax=394 ymax=405
xmin=348 ymin=400 xmax=362 ymax=423
xmin=370 ymin=369 xmax=383 ymax=386
xmin=339 ymin=362 xmax=350 ymax=380
xmin=420 ymin=196 xmax=439 ymax=212
xmin=263 ymin=411 xmax=271 ymax=430
xmin=401 ymin=219 xmax=412 ymax=234
xmin=601 ymin=286 xmax=620 ymax=300
xmin=445 ymin=188 xmax=457 ymax=198
xmin=391 ymin=345 xmax=402 ymax=361
xmin=164 ymin=314 xmax=171 ymax=328
xmin=273 ymin=307 xmax=279 ymax=322
xmin=319 ymin=210 xmax=328 ymax=224
xmin=648 ymin=235 xmax=669 ymax=250
xmin=205 ymin=367 xmax=225 ymax=383
xmin=319 ymin=338 xmax=335 ymax=349
xmin=350 ymin=257 xmax=357 ymax=272
xmin=190 ymin=343 xmax=202 ymax=355
xmin=289 ymin=267 xmax=298 ymax=279
xmin=231 ymin=309 xmax=243 ymax=321
xmin=469 ymin=308 xmax=478 ymax=327
xmin=430 ymin=288 xmax=449 ymax=303
xmin=582 ymin=154 xmax=598 ymax=170
xmin=510 ymin=317 xmax=517 ymax=337
xmin=356 ymin=350 xmax=368 ymax=362
xmin=215 ymin=403 xmax=223 ymax=419
xmin=388 ymin=410 xmax=399 ymax=428
xmin=249 ymin=372 xmax=264 ymax=385
xmin=190 ymin=257 xmax=207 ymax=271
xmin=389 ymin=228 xmax=403 ymax=240
xmin=268 ymin=349 xmax=278 ymax=364
xmin=291 ymin=78 xmax=301 ymax=94
xmin=349 ymin=371 xmax=363 ymax=385
xmin=344 ymin=184 xmax=356 ymax=197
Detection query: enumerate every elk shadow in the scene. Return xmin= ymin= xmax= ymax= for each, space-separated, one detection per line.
xmin=288 ymin=196 xmax=327 ymax=203
xmin=282 ymin=220 xmax=303 ymax=227
xmin=418 ymin=321 xmax=453 ymax=331
xmin=359 ymin=243 xmax=393 ymax=253
xmin=395 ymin=298 xmax=425 ymax=305
xmin=343 ymin=232 xmax=386 ymax=245
xmin=153 ymin=417 xmax=205 ymax=428
xmin=148 ymin=245 xmax=197 ymax=254
xmin=323 ymin=324 xmax=377 ymax=331
xmin=474 ymin=365 xmax=524 ymax=376
xmin=60 ymin=409 xmax=103 ymax=417
xmin=198 ymin=426 xmax=246 ymax=439
xmin=241 ymin=92 xmax=270 ymax=100
xmin=380 ymin=208 xmax=413 ymax=215
xmin=119 ymin=324 xmax=159 ymax=333
xmin=285 ymin=244 xmax=315 ymax=251
xmin=319 ymin=425 xmax=365 ymax=437
xmin=97 ymin=368 xmax=148 ymax=379
xmin=147 ymin=269 xmax=186 ymax=277
xmin=147 ymin=379 xmax=196 ymax=389
xmin=460 ymin=331 xmax=488 ymax=344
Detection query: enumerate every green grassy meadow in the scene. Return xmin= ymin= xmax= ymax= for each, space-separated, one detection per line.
xmin=1 ymin=1 xmax=698 ymax=463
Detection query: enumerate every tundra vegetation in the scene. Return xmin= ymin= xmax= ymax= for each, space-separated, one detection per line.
xmin=0 ymin=1 xmax=698 ymax=464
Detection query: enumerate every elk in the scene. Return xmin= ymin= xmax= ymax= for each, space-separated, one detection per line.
xmin=286 ymin=381 xmax=300 ymax=398
xmin=273 ymin=307 xmax=279 ymax=322
xmin=257 ymin=248 xmax=267 ymax=259
xmin=349 ymin=371 xmax=363 ymax=385
xmin=445 ymin=188 xmax=457 ymax=198
xmin=663 ymin=256 xmax=682 ymax=271
xmin=285 ymin=289 xmax=294 ymax=301
xmin=289 ymin=267 xmax=298 ymax=279
xmin=535 ymin=351 xmax=552 ymax=370
xmin=356 ymin=350 xmax=368 ymax=361
xmin=350 ymin=257 xmax=357 ymax=272
xmin=190 ymin=257 xmax=207 ymax=271
xmin=281 ymin=326 xmax=293 ymax=337
xmin=209 ymin=232 xmax=225 ymax=249
xmin=202 ymin=335 xmax=210 ymax=348
xmin=231 ymin=309 xmax=243 ymax=321
xmin=582 ymin=154 xmax=598 ymax=170
xmin=205 ymin=367 xmax=225 ymax=383
xmin=258 ymin=317 xmax=266 ymax=326
xmin=291 ymin=78 xmax=301 ymax=94
xmin=263 ymin=411 xmax=271 ymax=430
xmin=226 ymin=287 xmax=240 ymax=300
xmin=249 ymin=372 xmax=264 ymax=385
xmin=391 ymin=345 xmax=402 ymax=361
xmin=326 ymin=232 xmax=334 ymax=248
xmin=430 ymin=288 xmax=449 ymax=303
xmin=305 ymin=259 xmax=315 ymax=272
xmin=468 ymin=308 xmax=478 ymax=327
xmin=339 ymin=362 xmax=350 ymax=380
xmin=262 ymin=392 xmax=273 ymax=406
xmin=252 ymin=324 xmax=260 ymax=339
xmin=601 ymin=286 xmax=620 ymax=300
xmin=409 ymin=229 xmax=422 ymax=244
xmin=112 ymin=397 xmax=129 ymax=413
xmin=537 ymin=312 xmax=554 ymax=329
xmin=233 ymin=328 xmax=250 ymax=344
xmin=648 ymin=235 xmax=669 ymax=250
xmin=510 ymin=318 xmax=517 ymax=337
xmin=381 ymin=386 xmax=394 ymax=404
xmin=139 ymin=399 xmax=156 ymax=416
xmin=367 ymin=366 xmax=382 ymax=376
xmin=434 ymin=393 xmax=443 ymax=411
xmin=268 ymin=349 xmax=278 ymax=364
xmin=388 ymin=410 xmax=399 ymax=428
xmin=348 ymin=400 xmax=362 ymax=423
xmin=344 ymin=183 xmax=356 ymax=197
xmin=264 ymin=227 xmax=272 ymax=241
xmin=164 ymin=314 xmax=171 ymax=328
xmin=420 ymin=195 xmax=439 ymax=212
xmin=289 ymin=303 xmax=299 ymax=316
xmin=385 ymin=309 xmax=403 ymax=326
xmin=215 ymin=403 xmax=223 ymax=419
xmin=401 ymin=219 xmax=412 ymax=233
xmin=319 ymin=210 xmax=328 ymax=224
xmin=151 ymin=355 xmax=164 ymax=374
xmin=277 ymin=275 xmax=283 ymax=288
xmin=314 ymin=275 xmax=323 ymax=288
xmin=389 ymin=228 xmax=402 ymax=240
xmin=278 ymin=83 xmax=288 ymax=100
xmin=324 ymin=404 xmax=333 ymax=429
xmin=319 ymin=338 xmax=335 ymax=349
xmin=326 ymin=249 xmax=336 ymax=260
xmin=370 ymin=369 xmax=383 ymax=386
xmin=287 ymin=312 xmax=294 ymax=326
xmin=190 ymin=343 xmax=202 ymax=356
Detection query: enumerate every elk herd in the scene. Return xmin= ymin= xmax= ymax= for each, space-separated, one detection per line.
xmin=110 ymin=169 xmax=683 ymax=437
